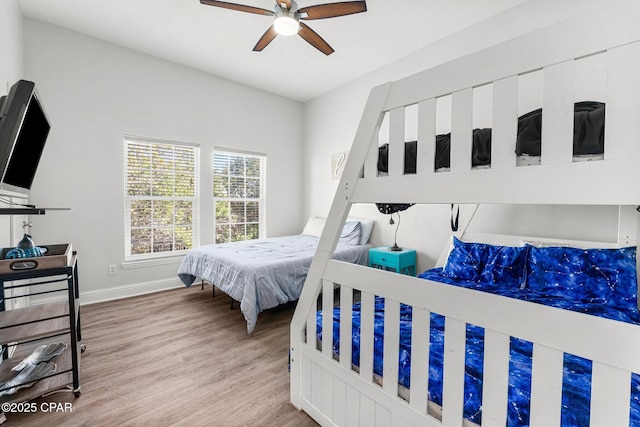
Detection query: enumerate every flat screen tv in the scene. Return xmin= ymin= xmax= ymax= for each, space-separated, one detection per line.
xmin=0 ymin=79 xmax=50 ymax=195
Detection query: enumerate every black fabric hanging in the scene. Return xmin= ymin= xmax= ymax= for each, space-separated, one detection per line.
xmin=376 ymin=203 xmax=414 ymax=215
xmin=450 ymin=204 xmax=459 ymax=232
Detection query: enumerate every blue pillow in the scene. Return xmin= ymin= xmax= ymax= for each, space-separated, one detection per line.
xmin=442 ymin=237 xmax=528 ymax=287
xmin=480 ymin=245 xmax=529 ymax=287
xmin=525 ymin=245 xmax=637 ymax=311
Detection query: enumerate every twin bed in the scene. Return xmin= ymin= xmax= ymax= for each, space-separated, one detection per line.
xmin=290 ymin=3 xmax=640 ymax=426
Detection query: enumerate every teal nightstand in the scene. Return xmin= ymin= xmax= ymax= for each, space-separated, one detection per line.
xmin=369 ymin=247 xmax=416 ymax=276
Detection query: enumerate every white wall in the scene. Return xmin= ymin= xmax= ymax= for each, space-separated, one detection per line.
xmin=0 ymin=0 xmax=25 ymax=250
xmin=6 ymin=0 xmax=625 ymax=303
xmin=302 ymin=0 xmax=620 ymax=272
xmin=22 ymin=19 xmax=304 ymax=303
xmin=0 ymin=0 xmax=22 ymax=91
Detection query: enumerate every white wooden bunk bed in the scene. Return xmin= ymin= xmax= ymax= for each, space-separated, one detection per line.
xmin=290 ymin=3 xmax=640 ymax=426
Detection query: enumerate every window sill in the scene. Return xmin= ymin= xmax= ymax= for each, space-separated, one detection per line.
xmin=121 ymin=255 xmax=184 ymax=270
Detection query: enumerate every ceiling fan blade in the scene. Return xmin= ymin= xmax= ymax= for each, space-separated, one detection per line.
xmin=200 ymin=0 xmax=274 ymax=16
xmin=253 ymin=25 xmax=278 ymax=51
xmin=298 ymin=23 xmax=334 ymax=55
xmin=276 ymin=0 xmax=292 ymax=10
xmin=298 ymin=1 xmax=367 ymax=20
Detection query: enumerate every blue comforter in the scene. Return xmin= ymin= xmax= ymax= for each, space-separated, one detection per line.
xmin=316 ymin=268 xmax=640 ymax=426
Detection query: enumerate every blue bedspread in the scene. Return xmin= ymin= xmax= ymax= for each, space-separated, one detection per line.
xmin=316 ymin=268 xmax=640 ymax=426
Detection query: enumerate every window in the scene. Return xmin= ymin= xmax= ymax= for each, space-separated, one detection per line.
xmin=213 ymin=149 xmax=266 ymax=243
xmin=125 ymin=137 xmax=199 ymax=258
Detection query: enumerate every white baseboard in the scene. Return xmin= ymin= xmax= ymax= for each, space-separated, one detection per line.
xmin=29 ymin=277 xmax=185 ymax=306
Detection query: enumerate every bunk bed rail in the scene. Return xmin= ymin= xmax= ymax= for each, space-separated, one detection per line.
xmin=299 ymin=259 xmax=640 ymax=426
xmin=357 ymin=8 xmax=640 ymax=206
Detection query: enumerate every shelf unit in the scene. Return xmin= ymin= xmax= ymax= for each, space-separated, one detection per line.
xmin=0 ymin=252 xmax=82 ymax=412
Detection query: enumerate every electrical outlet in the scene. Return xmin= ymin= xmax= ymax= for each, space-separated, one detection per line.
xmin=108 ymin=264 xmax=117 ymax=275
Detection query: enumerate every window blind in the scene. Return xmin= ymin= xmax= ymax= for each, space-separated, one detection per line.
xmin=213 ymin=149 xmax=265 ymax=243
xmin=125 ymin=137 xmax=199 ymax=258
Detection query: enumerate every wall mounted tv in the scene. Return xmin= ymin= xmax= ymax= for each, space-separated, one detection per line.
xmin=0 ymin=79 xmax=50 ymax=195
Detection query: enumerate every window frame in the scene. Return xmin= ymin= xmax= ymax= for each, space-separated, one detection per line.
xmin=213 ymin=148 xmax=266 ymax=244
xmin=124 ymin=136 xmax=200 ymax=261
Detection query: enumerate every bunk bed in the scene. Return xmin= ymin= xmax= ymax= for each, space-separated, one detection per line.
xmin=289 ymin=3 xmax=640 ymax=426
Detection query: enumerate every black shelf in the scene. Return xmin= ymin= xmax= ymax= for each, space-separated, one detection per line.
xmin=0 ymin=208 xmax=70 ymax=215
xmin=0 ymin=208 xmax=47 ymax=215
xmin=0 ymin=254 xmax=83 ymax=409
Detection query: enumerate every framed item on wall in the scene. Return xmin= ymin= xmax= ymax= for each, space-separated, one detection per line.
xmin=331 ymin=151 xmax=348 ymax=180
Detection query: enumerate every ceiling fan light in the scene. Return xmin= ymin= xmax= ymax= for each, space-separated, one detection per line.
xmin=274 ymin=16 xmax=299 ymax=36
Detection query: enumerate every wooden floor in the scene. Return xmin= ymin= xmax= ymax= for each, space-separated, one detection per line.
xmin=2 ymin=286 xmax=318 ymax=427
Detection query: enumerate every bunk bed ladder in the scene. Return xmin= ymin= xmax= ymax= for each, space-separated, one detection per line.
xmin=290 ymin=81 xmax=392 ymax=412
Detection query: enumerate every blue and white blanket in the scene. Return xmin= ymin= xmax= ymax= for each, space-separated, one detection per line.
xmin=178 ymin=235 xmax=369 ymax=333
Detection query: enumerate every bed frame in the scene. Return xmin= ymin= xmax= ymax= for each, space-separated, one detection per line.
xmin=290 ymin=3 xmax=640 ymax=426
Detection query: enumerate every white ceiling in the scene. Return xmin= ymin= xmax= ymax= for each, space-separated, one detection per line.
xmin=17 ymin=0 xmax=532 ymax=102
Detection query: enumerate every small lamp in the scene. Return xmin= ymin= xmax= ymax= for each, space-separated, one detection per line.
xmin=388 ymin=212 xmax=402 ymax=252
xmin=376 ymin=202 xmax=414 ymax=252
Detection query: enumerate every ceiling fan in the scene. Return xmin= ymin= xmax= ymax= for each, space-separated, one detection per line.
xmin=200 ymin=0 xmax=367 ymax=55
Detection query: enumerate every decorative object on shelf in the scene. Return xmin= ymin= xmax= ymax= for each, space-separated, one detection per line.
xmin=5 ymin=222 xmax=48 ymax=259
xmin=19 ymin=221 xmax=34 ymax=248
xmin=12 ymin=343 xmax=67 ymax=372
xmin=0 ymin=361 xmax=57 ymax=397
xmin=17 ymin=233 xmax=35 ymax=249
xmin=4 ymin=246 xmax=47 ymax=259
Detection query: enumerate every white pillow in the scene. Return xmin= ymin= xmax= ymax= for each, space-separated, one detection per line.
xmin=302 ymin=216 xmax=325 ymax=238
xmin=348 ymin=217 xmax=374 ymax=245
xmin=520 ymin=239 xmax=591 ymax=249
xmin=303 ymin=216 xmax=372 ymax=245
xmin=339 ymin=221 xmax=362 ymax=245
